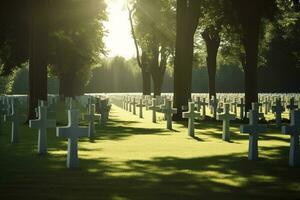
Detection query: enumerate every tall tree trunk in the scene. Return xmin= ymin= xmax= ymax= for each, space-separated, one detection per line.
xmin=202 ymin=29 xmax=220 ymax=100
xmin=128 ymin=7 xmax=151 ymax=95
xmin=59 ymin=74 xmax=77 ymax=98
xmin=141 ymin=67 xmax=151 ymax=95
xmin=28 ymin=1 xmax=48 ymax=120
xmin=173 ymin=0 xmax=200 ymax=121
xmin=242 ymin=19 xmax=260 ymax=114
xmin=152 ymin=73 xmax=164 ymax=96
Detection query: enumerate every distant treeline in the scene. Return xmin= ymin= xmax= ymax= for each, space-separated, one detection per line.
xmin=4 ymin=53 xmax=300 ymax=95
xmin=85 ymin=56 xmax=300 ymax=94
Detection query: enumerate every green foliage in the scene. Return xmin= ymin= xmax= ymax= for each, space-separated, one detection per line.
xmin=0 ymin=0 xmax=107 ymax=96
xmin=48 ymin=0 xmax=107 ymax=96
xmin=0 ymin=1 xmax=29 ymax=75
xmin=134 ymin=0 xmax=176 ymax=52
xmin=86 ymin=56 xmax=141 ymax=93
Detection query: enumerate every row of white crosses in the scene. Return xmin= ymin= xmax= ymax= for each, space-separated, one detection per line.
xmin=0 ymin=96 xmax=108 ymax=169
xmin=119 ymin=94 xmax=300 ymax=166
xmin=30 ymin=98 xmax=105 ymax=168
xmin=180 ymin=99 xmax=299 ymax=167
xmin=122 ymin=95 xmax=177 ymax=130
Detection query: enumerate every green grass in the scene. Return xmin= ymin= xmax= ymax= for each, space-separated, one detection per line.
xmin=0 ymin=103 xmax=299 ymax=200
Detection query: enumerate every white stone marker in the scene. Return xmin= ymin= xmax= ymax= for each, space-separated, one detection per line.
xmin=149 ymin=98 xmax=160 ymax=123
xmin=237 ymin=98 xmax=245 ymax=119
xmin=29 ymin=101 xmax=56 ymax=154
xmin=142 ymin=97 xmax=149 ymax=111
xmin=136 ymin=99 xmax=145 ymax=118
xmin=200 ymin=98 xmax=208 ymax=116
xmin=263 ymin=98 xmax=269 ymax=115
xmin=195 ymin=97 xmax=201 ymax=112
xmin=287 ymin=97 xmax=298 ymax=111
xmin=56 ymin=105 xmax=88 ymax=169
xmin=210 ymin=96 xmax=218 ymax=119
xmin=282 ymin=110 xmax=300 ymax=167
xmin=182 ymin=102 xmax=201 ymax=137
xmin=131 ymin=98 xmax=137 ymax=115
xmin=240 ymin=103 xmax=266 ymax=160
xmin=128 ymin=98 xmax=132 ymax=112
xmin=217 ymin=104 xmax=236 ymax=141
xmin=160 ymin=100 xmax=177 ymax=130
xmin=272 ymin=99 xmax=285 ymax=126
xmin=5 ymin=103 xmax=25 ymax=143
xmin=84 ymin=104 xmax=96 ymax=138
xmin=99 ymin=99 xmax=110 ymax=127
xmin=231 ymin=98 xmax=238 ymax=115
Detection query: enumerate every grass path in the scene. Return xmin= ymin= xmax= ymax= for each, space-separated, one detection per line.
xmin=0 ymin=104 xmax=299 ymax=200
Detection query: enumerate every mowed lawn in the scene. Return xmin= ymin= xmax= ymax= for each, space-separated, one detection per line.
xmin=0 ymin=104 xmax=299 ymax=200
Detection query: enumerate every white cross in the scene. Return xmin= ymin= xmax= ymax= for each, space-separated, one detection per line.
xmin=182 ymin=102 xmax=201 ymax=137
xmin=287 ymin=97 xmax=298 ymax=111
xmin=29 ymin=101 xmax=56 ymax=154
xmin=240 ymin=103 xmax=266 ymax=160
xmin=263 ymin=98 xmax=269 ymax=115
xmin=57 ymin=108 xmax=88 ymax=169
xmin=124 ymin=96 xmax=129 ymax=111
xmin=210 ymin=96 xmax=218 ymax=119
xmin=195 ymin=97 xmax=201 ymax=112
xmin=200 ymin=98 xmax=208 ymax=116
xmin=272 ymin=99 xmax=285 ymax=126
xmin=217 ymin=104 xmax=236 ymax=141
xmin=131 ymin=98 xmax=137 ymax=115
xmin=5 ymin=103 xmax=25 ymax=143
xmin=282 ymin=110 xmax=300 ymax=167
xmin=128 ymin=97 xmax=132 ymax=112
xmin=143 ymin=98 xmax=151 ymax=111
xmin=136 ymin=99 xmax=145 ymax=118
xmin=237 ymin=98 xmax=245 ymax=119
xmin=84 ymin=104 xmax=96 ymax=138
xmin=231 ymin=98 xmax=238 ymax=115
xmin=160 ymin=100 xmax=177 ymax=130
xmin=149 ymin=98 xmax=160 ymax=123
xmin=99 ymin=99 xmax=110 ymax=127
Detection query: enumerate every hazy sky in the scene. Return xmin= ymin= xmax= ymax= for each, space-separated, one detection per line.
xmin=104 ymin=0 xmax=136 ymax=59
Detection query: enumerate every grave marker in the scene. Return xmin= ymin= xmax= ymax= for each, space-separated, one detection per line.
xmin=272 ymin=99 xmax=285 ymax=126
xmin=29 ymin=101 xmax=56 ymax=154
xmin=240 ymin=103 xmax=266 ymax=160
xmin=282 ymin=110 xmax=300 ymax=167
xmin=149 ymin=98 xmax=160 ymax=123
xmin=56 ymin=107 xmax=88 ymax=169
xmin=136 ymin=99 xmax=145 ymax=118
xmin=182 ymin=102 xmax=201 ymax=137
xmin=84 ymin=104 xmax=96 ymax=138
xmin=160 ymin=100 xmax=177 ymax=130
xmin=217 ymin=104 xmax=236 ymax=141
xmin=5 ymin=103 xmax=25 ymax=143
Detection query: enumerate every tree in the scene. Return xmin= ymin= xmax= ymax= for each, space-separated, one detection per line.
xmin=197 ymin=0 xmax=225 ymax=100
xmin=128 ymin=6 xmax=152 ymax=95
xmin=49 ymin=0 xmax=106 ymax=98
xmin=225 ymin=0 xmax=276 ymax=113
xmin=129 ymin=0 xmax=175 ymax=96
xmin=28 ymin=1 xmax=49 ymax=119
xmin=173 ymin=0 xmax=201 ymax=120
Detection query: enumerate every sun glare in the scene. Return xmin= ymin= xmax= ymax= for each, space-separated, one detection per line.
xmin=104 ymin=0 xmax=136 ymax=59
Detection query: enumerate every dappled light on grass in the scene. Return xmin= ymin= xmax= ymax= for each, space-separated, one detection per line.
xmin=0 ymin=104 xmax=300 ymax=199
